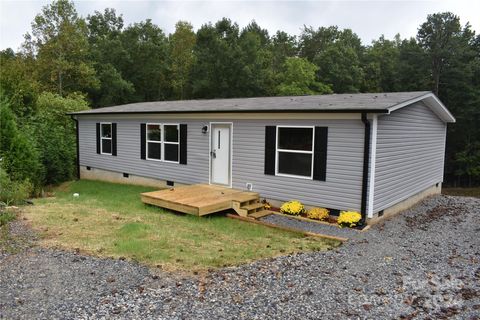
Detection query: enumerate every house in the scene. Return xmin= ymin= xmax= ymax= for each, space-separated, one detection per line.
xmin=69 ymin=91 xmax=455 ymax=223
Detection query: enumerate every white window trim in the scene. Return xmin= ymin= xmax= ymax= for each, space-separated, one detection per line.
xmin=100 ymin=122 xmax=112 ymax=155
xmin=145 ymin=123 xmax=180 ymax=163
xmin=275 ymin=125 xmax=315 ymax=180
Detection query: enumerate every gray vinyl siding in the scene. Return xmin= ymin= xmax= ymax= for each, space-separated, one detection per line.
xmin=231 ymin=120 xmax=364 ymax=211
xmin=79 ymin=119 xmax=210 ymax=184
xmin=78 ymin=117 xmax=366 ymax=211
xmin=373 ymin=102 xmax=446 ymax=213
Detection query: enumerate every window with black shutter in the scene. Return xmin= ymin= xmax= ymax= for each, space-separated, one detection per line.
xmin=264 ymin=126 xmax=328 ymax=181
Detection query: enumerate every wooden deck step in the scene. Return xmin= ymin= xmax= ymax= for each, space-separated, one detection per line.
xmin=241 ymin=202 xmax=265 ymax=211
xmin=233 ymin=193 xmax=260 ymax=204
xmin=248 ymin=210 xmax=274 ymax=219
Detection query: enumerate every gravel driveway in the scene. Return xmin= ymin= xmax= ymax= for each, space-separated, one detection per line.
xmin=1 ymin=195 xmax=479 ymax=319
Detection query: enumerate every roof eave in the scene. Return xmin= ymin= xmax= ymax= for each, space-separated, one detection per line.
xmin=67 ymin=109 xmax=390 ymax=116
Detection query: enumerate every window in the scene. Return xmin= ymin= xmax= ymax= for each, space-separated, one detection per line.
xmin=146 ymin=123 xmax=179 ymax=163
xmin=147 ymin=124 xmax=161 ymax=160
xmin=164 ymin=125 xmax=179 ymax=162
xmin=100 ymin=123 xmax=112 ymax=155
xmin=276 ymin=126 xmax=314 ymax=178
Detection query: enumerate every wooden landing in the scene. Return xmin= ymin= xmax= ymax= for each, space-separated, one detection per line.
xmin=141 ymin=184 xmax=265 ymax=216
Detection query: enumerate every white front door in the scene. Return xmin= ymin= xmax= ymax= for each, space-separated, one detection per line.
xmin=210 ymin=123 xmax=231 ymax=186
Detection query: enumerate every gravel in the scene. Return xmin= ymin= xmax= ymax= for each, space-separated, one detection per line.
xmin=1 ymin=195 xmax=479 ymax=319
xmin=261 ymin=213 xmax=361 ymax=239
xmin=0 ymin=218 xmax=38 ymax=259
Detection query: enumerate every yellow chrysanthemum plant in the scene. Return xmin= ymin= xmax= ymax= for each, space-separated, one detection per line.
xmin=306 ymin=207 xmax=330 ymax=221
xmin=280 ymin=200 xmax=305 ymax=215
xmin=337 ymin=211 xmax=362 ymax=228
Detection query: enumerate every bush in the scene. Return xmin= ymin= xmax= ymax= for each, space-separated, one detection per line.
xmin=32 ymin=92 xmax=89 ymax=184
xmin=307 ymin=207 xmax=329 ymax=221
xmin=0 ymin=98 xmax=43 ymax=186
xmin=0 ymin=167 xmax=32 ymax=206
xmin=0 ymin=211 xmax=16 ymax=226
xmin=337 ymin=211 xmax=362 ymax=228
xmin=280 ymin=200 xmax=304 ymax=215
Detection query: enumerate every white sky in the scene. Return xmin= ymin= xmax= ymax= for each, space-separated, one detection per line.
xmin=0 ymin=0 xmax=479 ymax=51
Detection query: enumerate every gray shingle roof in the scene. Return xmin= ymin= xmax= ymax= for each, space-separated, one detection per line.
xmin=70 ymin=91 xmax=432 ymax=115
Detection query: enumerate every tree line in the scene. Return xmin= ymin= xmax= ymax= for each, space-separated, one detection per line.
xmin=0 ymin=0 xmax=479 ymax=201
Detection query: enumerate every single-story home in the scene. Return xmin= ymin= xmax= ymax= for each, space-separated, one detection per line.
xmin=69 ymin=91 xmax=455 ymax=223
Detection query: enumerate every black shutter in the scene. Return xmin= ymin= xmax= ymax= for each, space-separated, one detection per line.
xmin=140 ymin=123 xmax=146 ymax=159
xmin=96 ymin=123 xmax=101 ymax=154
xmin=264 ymin=126 xmax=276 ymax=175
xmin=179 ymin=124 xmax=187 ymax=165
xmin=111 ymin=123 xmax=117 ymax=156
xmin=313 ymin=127 xmax=328 ymax=181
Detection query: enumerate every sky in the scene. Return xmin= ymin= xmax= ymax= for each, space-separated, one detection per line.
xmin=0 ymin=0 xmax=479 ymax=51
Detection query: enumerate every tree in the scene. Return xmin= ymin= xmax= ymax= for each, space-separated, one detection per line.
xmin=417 ymin=12 xmax=462 ymax=95
xmin=241 ymin=20 xmax=270 ymax=47
xmin=454 ymin=142 xmax=480 ymax=187
xmin=416 ymin=12 xmax=480 ymax=186
xmin=191 ymin=19 xmax=243 ymax=98
xmin=86 ymin=8 xmax=134 ymax=107
xmin=237 ymin=22 xmax=275 ymax=96
xmin=271 ymin=31 xmax=297 ymax=72
xmin=275 ymin=57 xmax=332 ymax=96
xmin=0 ymin=49 xmax=40 ymax=119
xmin=119 ymin=19 xmax=169 ymax=101
xmin=299 ymin=26 xmax=339 ymax=62
xmin=299 ymin=26 xmax=365 ymax=93
xmin=168 ymin=21 xmax=196 ymax=100
xmin=86 ymin=7 xmax=124 ymax=41
xmin=32 ymin=92 xmax=89 ymax=184
xmin=363 ymin=35 xmax=401 ymax=92
xmin=396 ymin=38 xmax=430 ymax=91
xmin=0 ymin=97 xmax=43 ymax=186
xmin=23 ymin=0 xmax=99 ymax=96
xmin=315 ymin=41 xmax=364 ymax=93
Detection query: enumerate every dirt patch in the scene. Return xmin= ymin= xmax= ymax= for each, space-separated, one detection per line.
xmin=405 ymin=200 xmax=464 ymax=230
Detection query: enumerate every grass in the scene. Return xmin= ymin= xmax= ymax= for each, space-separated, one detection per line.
xmin=22 ymin=180 xmax=340 ymax=271
xmin=0 ymin=211 xmax=16 ymax=226
xmin=442 ymin=187 xmax=480 ymax=198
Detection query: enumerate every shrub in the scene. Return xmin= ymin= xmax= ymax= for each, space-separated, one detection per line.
xmin=307 ymin=207 xmax=329 ymax=221
xmin=0 ymin=167 xmax=32 ymax=206
xmin=0 ymin=211 xmax=16 ymax=226
xmin=337 ymin=211 xmax=362 ymax=228
xmin=280 ymin=200 xmax=304 ymax=215
xmin=32 ymin=92 xmax=89 ymax=184
xmin=0 ymin=99 xmax=43 ymax=187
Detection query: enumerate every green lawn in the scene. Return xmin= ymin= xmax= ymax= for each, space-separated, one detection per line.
xmin=23 ymin=180 xmax=340 ymax=271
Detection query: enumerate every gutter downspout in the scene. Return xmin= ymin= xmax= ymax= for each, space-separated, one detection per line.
xmin=71 ymin=115 xmax=80 ymax=180
xmin=361 ymin=113 xmax=371 ymax=225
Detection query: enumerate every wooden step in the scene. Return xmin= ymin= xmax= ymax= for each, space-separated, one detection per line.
xmin=240 ymin=202 xmax=264 ymax=211
xmin=248 ymin=210 xmax=274 ymax=219
xmin=232 ymin=193 xmax=259 ymax=204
